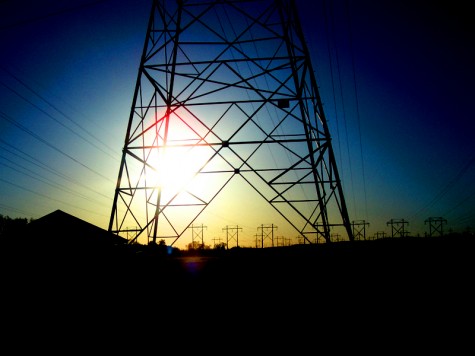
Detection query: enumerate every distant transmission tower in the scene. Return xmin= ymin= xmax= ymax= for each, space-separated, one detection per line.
xmin=108 ymin=0 xmax=353 ymax=246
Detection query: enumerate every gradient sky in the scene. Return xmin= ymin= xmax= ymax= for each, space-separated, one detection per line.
xmin=1 ymin=0 xmax=473 ymax=249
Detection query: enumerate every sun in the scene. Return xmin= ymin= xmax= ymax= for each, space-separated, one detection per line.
xmin=146 ymin=108 xmax=221 ymax=204
xmin=152 ymin=142 xmax=210 ymax=197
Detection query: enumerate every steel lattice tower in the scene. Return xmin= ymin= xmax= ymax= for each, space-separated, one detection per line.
xmin=108 ymin=0 xmax=354 ymax=246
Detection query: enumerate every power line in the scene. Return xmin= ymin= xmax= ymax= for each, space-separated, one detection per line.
xmin=0 ymin=177 xmax=109 ymax=218
xmin=0 ymin=110 xmax=114 ymax=183
xmin=0 ymin=78 xmax=118 ymax=161
xmin=0 ymin=203 xmax=35 ymax=218
xmin=0 ymin=138 xmax=111 ymax=200
xmin=0 ymin=157 xmax=108 ymax=208
xmin=1 ymin=66 xmax=119 ymax=160
xmin=345 ymin=0 xmax=368 ymax=220
xmin=411 ymin=152 xmax=475 ymax=220
xmin=0 ymin=0 xmax=110 ymax=31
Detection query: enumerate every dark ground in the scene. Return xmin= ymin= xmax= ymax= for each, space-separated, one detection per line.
xmin=2 ymin=233 xmax=474 ymax=351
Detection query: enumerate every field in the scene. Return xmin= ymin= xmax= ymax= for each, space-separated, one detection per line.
xmin=7 ymin=232 xmax=473 ymax=296
xmin=2 ymin=232 xmax=473 ymax=350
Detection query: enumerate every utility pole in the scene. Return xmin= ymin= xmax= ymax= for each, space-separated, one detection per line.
xmin=254 ymin=234 xmax=260 ymax=248
xmin=352 ymin=220 xmax=370 ymax=240
xmin=222 ymin=225 xmax=242 ymax=249
xmin=387 ymin=219 xmax=409 ymax=238
xmin=425 ymin=217 xmax=447 ymax=237
xmin=189 ymin=223 xmax=207 ymax=248
xmin=257 ymin=224 xmax=278 ymax=248
xmin=331 ymin=233 xmax=340 ymax=242
xmin=211 ymin=236 xmax=222 ymax=248
xmin=276 ymin=236 xmax=286 ymax=246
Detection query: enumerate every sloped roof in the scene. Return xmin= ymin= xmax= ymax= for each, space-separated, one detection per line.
xmin=24 ymin=209 xmax=127 ymax=247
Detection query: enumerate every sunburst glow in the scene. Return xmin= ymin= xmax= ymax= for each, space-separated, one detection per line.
xmin=148 ymin=143 xmax=209 ymax=198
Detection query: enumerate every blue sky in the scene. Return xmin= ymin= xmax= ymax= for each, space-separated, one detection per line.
xmin=1 ymin=0 xmax=473 ymax=248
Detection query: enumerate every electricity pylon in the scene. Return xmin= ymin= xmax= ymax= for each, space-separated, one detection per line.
xmin=108 ymin=0 xmax=354 ymax=246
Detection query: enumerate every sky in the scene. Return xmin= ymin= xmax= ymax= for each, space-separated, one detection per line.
xmin=1 ymin=0 xmax=474 ymax=249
